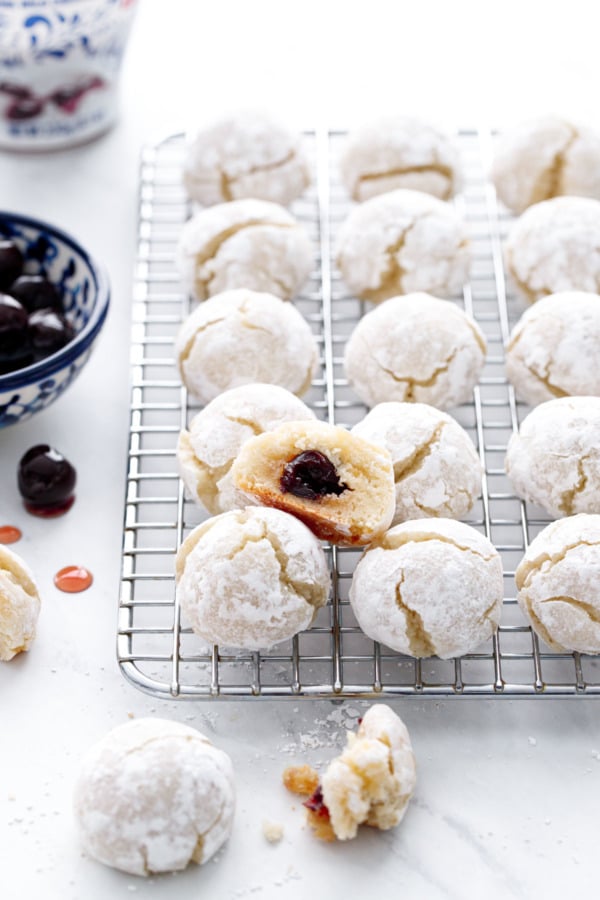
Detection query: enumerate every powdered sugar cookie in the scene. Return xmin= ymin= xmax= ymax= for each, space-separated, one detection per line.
xmin=177 ymin=198 xmax=313 ymax=301
xmin=350 ymin=518 xmax=503 ymax=658
xmin=175 ymin=289 xmax=318 ymax=404
xmin=344 ymin=293 xmax=486 ymax=410
xmin=515 ymin=514 xmax=600 ymax=653
xmin=352 ymin=402 xmax=481 ymax=524
xmin=340 ymin=115 xmax=461 ymax=202
xmin=506 ymin=291 xmax=600 ymax=405
xmin=492 ymin=116 xmax=600 ymax=214
xmin=0 ymin=544 xmax=40 ymax=662
xmin=73 ymin=718 xmax=235 ymax=876
xmin=177 ymin=383 xmax=315 ymax=515
xmin=176 ymin=507 xmax=329 ymax=650
xmin=231 ymin=419 xmax=395 ymax=546
xmin=505 ymin=396 xmax=600 ymax=517
xmin=183 ymin=110 xmax=310 ymax=207
xmin=505 ymin=196 xmax=600 ymax=303
xmin=335 ymin=188 xmax=470 ymax=303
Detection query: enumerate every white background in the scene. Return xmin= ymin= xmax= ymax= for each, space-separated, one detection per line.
xmin=2 ymin=1 xmax=600 ymax=898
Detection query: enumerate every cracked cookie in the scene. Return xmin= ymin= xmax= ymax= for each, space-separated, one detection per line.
xmin=183 ymin=110 xmax=310 ymax=207
xmin=177 ymin=383 xmax=315 ymax=515
xmin=505 ymin=196 xmax=600 ymax=303
xmin=285 ymin=705 xmax=416 ymax=842
xmin=175 ymin=288 xmax=318 ymax=404
xmin=515 ymin=514 xmax=600 ymax=653
xmin=505 ymin=396 xmax=600 ymax=518
xmin=350 ymin=518 xmax=503 ymax=658
xmin=344 ymin=293 xmax=486 ymax=410
xmin=230 ymin=420 xmax=395 ymax=545
xmin=73 ymin=718 xmax=235 ymax=877
xmin=175 ymin=507 xmax=330 ymax=649
xmin=351 ymin=402 xmax=482 ymax=524
xmin=335 ymin=188 xmax=470 ymax=303
xmin=340 ymin=115 xmax=461 ymax=202
xmin=491 ymin=116 xmax=600 ymax=214
xmin=177 ymin=197 xmax=313 ymax=301
xmin=506 ymin=291 xmax=600 ymax=406
xmin=0 ymin=544 xmax=40 ymax=662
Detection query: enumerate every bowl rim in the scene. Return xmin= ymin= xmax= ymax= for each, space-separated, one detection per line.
xmin=0 ymin=209 xmax=110 ymax=389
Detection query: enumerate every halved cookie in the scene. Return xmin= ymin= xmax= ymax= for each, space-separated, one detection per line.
xmin=231 ymin=420 xmax=395 ymax=545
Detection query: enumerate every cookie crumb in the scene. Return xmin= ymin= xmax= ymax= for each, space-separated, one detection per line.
xmin=282 ymin=764 xmax=319 ymax=796
xmin=262 ymin=820 xmax=284 ymax=844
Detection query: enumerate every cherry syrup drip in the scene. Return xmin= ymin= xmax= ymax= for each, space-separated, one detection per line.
xmin=302 ymin=786 xmax=330 ymax=820
xmin=0 ymin=77 xmax=105 ymax=122
xmin=54 ymin=565 xmax=93 ymax=593
xmin=0 ymin=525 xmax=22 ymax=544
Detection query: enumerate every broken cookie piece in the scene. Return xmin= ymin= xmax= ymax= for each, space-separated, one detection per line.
xmin=515 ymin=514 xmax=600 ymax=654
xmin=231 ymin=420 xmax=395 ymax=545
xmin=335 ymin=188 xmax=470 ymax=303
xmin=505 ymin=396 xmax=600 ymax=518
xmin=344 ymin=293 xmax=486 ymax=411
xmin=177 ymin=197 xmax=313 ymax=301
xmin=175 ymin=507 xmax=330 ymax=650
xmin=0 ymin=544 xmax=41 ymax=662
xmin=350 ymin=518 xmax=503 ymax=658
xmin=283 ymin=705 xmax=416 ymax=841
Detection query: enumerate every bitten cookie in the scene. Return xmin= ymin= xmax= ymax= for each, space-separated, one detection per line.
xmin=316 ymin=705 xmax=416 ymax=841
xmin=183 ymin=110 xmax=310 ymax=207
xmin=350 ymin=518 xmax=503 ymax=659
xmin=177 ymin=198 xmax=313 ymax=301
xmin=505 ymin=196 xmax=600 ymax=303
xmin=491 ymin=116 xmax=600 ymax=214
xmin=344 ymin=293 xmax=486 ymax=410
xmin=506 ymin=292 xmax=600 ymax=406
xmin=73 ymin=718 xmax=235 ymax=876
xmin=335 ymin=188 xmax=470 ymax=303
xmin=0 ymin=544 xmax=40 ymax=662
xmin=505 ymin=397 xmax=600 ymax=517
xmin=177 ymin=383 xmax=315 ymax=515
xmin=351 ymin=402 xmax=482 ymax=524
xmin=175 ymin=507 xmax=329 ymax=650
xmin=340 ymin=115 xmax=461 ymax=202
xmin=515 ymin=514 xmax=600 ymax=654
xmin=231 ymin=419 xmax=395 ymax=545
xmin=175 ymin=289 xmax=318 ymax=404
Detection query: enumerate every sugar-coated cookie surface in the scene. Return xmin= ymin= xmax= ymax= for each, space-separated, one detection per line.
xmin=320 ymin=704 xmax=416 ymax=841
xmin=0 ymin=544 xmax=40 ymax=662
xmin=492 ymin=116 xmax=600 ymax=214
xmin=505 ymin=196 xmax=600 ymax=303
xmin=340 ymin=115 xmax=461 ymax=203
xmin=344 ymin=293 xmax=486 ymax=410
xmin=506 ymin=292 xmax=600 ymax=406
xmin=231 ymin=419 xmax=395 ymax=545
xmin=175 ymin=289 xmax=318 ymax=404
xmin=515 ymin=514 xmax=600 ymax=653
xmin=176 ymin=507 xmax=330 ymax=650
xmin=352 ymin=402 xmax=482 ymax=524
xmin=335 ymin=188 xmax=470 ymax=303
xmin=177 ymin=198 xmax=313 ymax=301
xmin=505 ymin=397 xmax=600 ymax=518
xmin=183 ymin=110 xmax=310 ymax=207
xmin=350 ymin=518 xmax=503 ymax=659
xmin=177 ymin=383 xmax=315 ymax=515
xmin=73 ymin=718 xmax=235 ymax=876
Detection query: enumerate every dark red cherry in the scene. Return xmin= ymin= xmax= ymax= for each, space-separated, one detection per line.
xmin=9 ymin=275 xmax=63 ymax=313
xmin=280 ymin=450 xmax=348 ymax=500
xmin=28 ymin=308 xmax=75 ymax=356
xmin=0 ymin=241 xmax=24 ymax=291
xmin=18 ymin=444 xmax=76 ymax=515
xmin=0 ymin=293 xmax=28 ymax=354
xmin=0 ymin=343 xmax=34 ymax=375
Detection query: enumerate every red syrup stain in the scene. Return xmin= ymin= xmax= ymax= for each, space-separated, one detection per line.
xmin=54 ymin=565 xmax=93 ymax=593
xmin=0 ymin=525 xmax=22 ymax=544
xmin=24 ymin=495 xmax=75 ymax=518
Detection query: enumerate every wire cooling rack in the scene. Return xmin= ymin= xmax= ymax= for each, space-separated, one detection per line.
xmin=118 ymin=128 xmax=600 ymax=699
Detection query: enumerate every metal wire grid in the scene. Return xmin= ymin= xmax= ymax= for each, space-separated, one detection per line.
xmin=118 ymin=128 xmax=600 ymax=699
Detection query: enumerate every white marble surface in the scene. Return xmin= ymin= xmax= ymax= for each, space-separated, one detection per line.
xmin=2 ymin=2 xmax=600 ymax=898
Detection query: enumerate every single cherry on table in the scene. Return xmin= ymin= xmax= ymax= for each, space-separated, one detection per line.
xmin=17 ymin=444 xmax=76 ymax=516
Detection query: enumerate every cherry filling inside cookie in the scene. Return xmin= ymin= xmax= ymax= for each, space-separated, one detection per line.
xmin=280 ymin=450 xmax=348 ymax=500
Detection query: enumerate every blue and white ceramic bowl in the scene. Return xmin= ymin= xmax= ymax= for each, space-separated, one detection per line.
xmin=0 ymin=211 xmax=110 ymax=427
